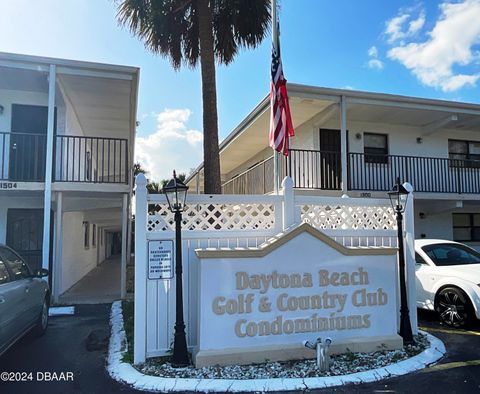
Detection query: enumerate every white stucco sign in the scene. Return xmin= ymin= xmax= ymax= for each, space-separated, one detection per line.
xmin=148 ymin=240 xmax=173 ymax=280
xmin=194 ymin=224 xmax=402 ymax=367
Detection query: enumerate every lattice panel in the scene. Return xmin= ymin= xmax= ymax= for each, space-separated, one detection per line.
xmin=300 ymin=204 xmax=396 ymax=230
xmin=147 ymin=203 xmax=276 ymax=232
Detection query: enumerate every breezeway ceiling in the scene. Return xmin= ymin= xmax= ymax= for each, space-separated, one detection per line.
xmin=219 ymin=97 xmax=335 ymax=175
xmin=0 ymin=67 xmax=48 ymax=92
xmin=347 ymin=104 xmax=480 ymax=132
xmin=215 ymin=89 xmax=480 ymax=178
xmin=0 ymin=65 xmax=136 ymax=140
xmin=58 ymin=74 xmax=133 ymax=139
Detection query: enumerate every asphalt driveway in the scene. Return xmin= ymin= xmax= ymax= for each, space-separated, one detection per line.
xmin=307 ymin=310 xmax=480 ymax=394
xmin=1 ymin=305 xmax=479 ymax=393
xmin=0 ymin=304 xmax=136 ymax=394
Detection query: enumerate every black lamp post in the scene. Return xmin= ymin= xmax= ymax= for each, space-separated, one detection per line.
xmin=163 ymin=170 xmax=189 ymax=366
xmin=388 ymin=177 xmax=414 ymax=345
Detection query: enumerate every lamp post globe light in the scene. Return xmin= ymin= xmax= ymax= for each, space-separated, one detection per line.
xmin=163 ymin=170 xmax=189 ymax=366
xmin=388 ymin=177 xmax=414 ymax=345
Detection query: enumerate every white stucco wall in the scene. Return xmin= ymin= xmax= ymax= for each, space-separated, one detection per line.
xmin=0 ymin=84 xmax=99 ymax=182
xmin=414 ymin=200 xmax=480 ymax=252
xmin=0 ymin=87 xmax=68 ymax=179
xmin=60 ymin=211 xmax=99 ymax=293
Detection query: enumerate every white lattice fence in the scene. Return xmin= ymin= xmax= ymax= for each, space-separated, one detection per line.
xmin=294 ymin=195 xmax=398 ymax=247
xmin=146 ymin=194 xmax=283 ymax=237
xmin=299 ymin=203 xmax=396 ymax=230
xmin=134 ymin=175 xmax=416 ymax=363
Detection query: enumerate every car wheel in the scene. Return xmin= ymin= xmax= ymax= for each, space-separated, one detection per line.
xmin=435 ymin=287 xmax=472 ymax=328
xmin=33 ymin=298 xmax=49 ymax=337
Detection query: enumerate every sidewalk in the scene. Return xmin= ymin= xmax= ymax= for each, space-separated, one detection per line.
xmin=58 ymin=256 xmax=121 ymax=304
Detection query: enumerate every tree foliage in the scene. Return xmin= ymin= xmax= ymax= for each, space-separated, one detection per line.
xmin=117 ymin=0 xmax=271 ymax=69
xmin=133 ymin=162 xmax=185 ymax=194
xmin=117 ymin=0 xmax=271 ymax=194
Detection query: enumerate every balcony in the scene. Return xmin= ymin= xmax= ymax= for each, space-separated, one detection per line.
xmin=222 ymin=157 xmax=277 ymax=194
xmin=348 ymin=152 xmax=480 ymax=194
xmin=0 ymin=131 xmax=129 ymax=184
xmin=221 ymin=149 xmax=480 ymax=195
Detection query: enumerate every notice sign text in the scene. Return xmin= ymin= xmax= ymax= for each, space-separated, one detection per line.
xmin=148 ymin=240 xmax=173 ymax=280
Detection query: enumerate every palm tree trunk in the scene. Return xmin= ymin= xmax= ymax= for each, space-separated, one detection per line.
xmin=197 ymin=0 xmax=222 ymax=194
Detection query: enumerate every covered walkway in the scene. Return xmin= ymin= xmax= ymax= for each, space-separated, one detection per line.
xmin=57 ymin=256 xmax=121 ymax=304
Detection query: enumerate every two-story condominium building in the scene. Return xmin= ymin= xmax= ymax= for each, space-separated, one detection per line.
xmin=0 ymin=52 xmax=139 ymax=303
xmin=187 ymin=84 xmax=480 ymax=251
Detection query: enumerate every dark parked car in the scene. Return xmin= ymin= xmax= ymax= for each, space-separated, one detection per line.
xmin=0 ymin=245 xmax=50 ymax=356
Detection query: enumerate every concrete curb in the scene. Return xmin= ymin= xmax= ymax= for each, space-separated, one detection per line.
xmin=107 ymin=301 xmax=446 ymax=393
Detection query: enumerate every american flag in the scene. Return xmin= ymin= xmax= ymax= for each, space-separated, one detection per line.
xmin=269 ymin=25 xmax=294 ymax=156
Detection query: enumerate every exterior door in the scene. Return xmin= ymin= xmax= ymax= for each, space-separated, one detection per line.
xmin=319 ymin=129 xmax=342 ymax=189
xmin=9 ymin=104 xmax=53 ymax=182
xmin=6 ymin=209 xmax=44 ymax=272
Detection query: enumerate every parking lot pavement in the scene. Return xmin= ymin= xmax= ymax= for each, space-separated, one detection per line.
xmin=0 ymin=304 xmax=137 ymax=394
xmin=1 ymin=306 xmax=480 ymax=394
xmin=305 ymin=310 xmax=480 ymax=394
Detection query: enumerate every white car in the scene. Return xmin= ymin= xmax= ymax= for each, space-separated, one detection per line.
xmin=415 ymin=239 xmax=480 ymax=328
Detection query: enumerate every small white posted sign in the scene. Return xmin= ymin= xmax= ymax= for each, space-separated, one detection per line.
xmin=148 ymin=240 xmax=174 ymax=280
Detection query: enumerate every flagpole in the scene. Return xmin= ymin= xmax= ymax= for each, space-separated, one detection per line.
xmin=272 ymin=0 xmax=280 ymax=195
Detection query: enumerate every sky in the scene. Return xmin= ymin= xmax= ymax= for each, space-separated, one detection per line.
xmin=0 ymin=0 xmax=479 ymax=181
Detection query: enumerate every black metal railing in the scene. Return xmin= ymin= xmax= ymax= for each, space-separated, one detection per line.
xmin=0 ymin=132 xmax=129 ymax=184
xmin=54 ymin=135 xmax=129 ymax=183
xmin=221 ymin=149 xmax=343 ymax=194
xmin=222 ymin=156 xmax=277 ymax=194
xmin=286 ymin=149 xmax=342 ymax=190
xmin=348 ymin=152 xmax=480 ymax=194
xmin=221 ymin=149 xmax=480 ymax=195
xmin=0 ymin=131 xmax=47 ymax=182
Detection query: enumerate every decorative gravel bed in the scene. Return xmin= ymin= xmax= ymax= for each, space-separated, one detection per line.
xmin=137 ymin=334 xmax=429 ymax=380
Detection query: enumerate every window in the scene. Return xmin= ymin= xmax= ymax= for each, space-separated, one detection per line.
xmin=453 ymin=213 xmax=480 ymax=242
xmin=84 ymin=221 xmax=90 ymax=249
xmin=422 ymin=243 xmax=480 ymax=266
xmin=0 ymin=247 xmax=31 ymax=280
xmin=449 ymin=140 xmax=480 ymax=167
xmin=0 ymin=261 xmax=10 ymax=284
xmin=92 ymin=224 xmax=96 ymax=248
xmin=415 ymin=252 xmax=428 ymax=265
xmin=364 ymin=133 xmax=388 ymax=164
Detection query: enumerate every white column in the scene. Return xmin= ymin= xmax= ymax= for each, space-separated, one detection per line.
xmin=120 ymin=193 xmax=129 ymax=299
xmin=53 ymin=191 xmax=63 ymax=303
xmin=42 ymin=64 xmax=56 ymax=271
xmin=134 ymin=174 xmax=148 ymax=364
xmin=404 ymin=183 xmax=418 ymax=334
xmin=281 ymin=176 xmax=295 ymax=230
xmin=126 ymin=205 xmax=132 ymax=271
xmin=340 ymin=95 xmax=348 ymax=195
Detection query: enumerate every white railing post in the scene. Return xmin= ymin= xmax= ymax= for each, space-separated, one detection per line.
xmin=340 ymin=95 xmax=348 ymax=195
xmin=134 ymin=173 xmax=148 ymax=364
xmin=281 ymin=176 xmax=295 ymax=230
xmin=403 ymin=182 xmax=418 ymax=334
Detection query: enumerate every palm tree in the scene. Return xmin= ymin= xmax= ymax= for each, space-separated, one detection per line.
xmin=133 ymin=162 xmax=185 ymax=194
xmin=117 ymin=0 xmax=271 ymax=194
